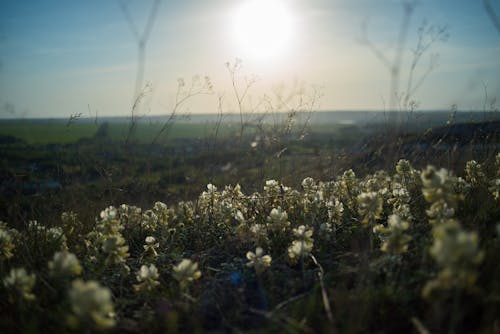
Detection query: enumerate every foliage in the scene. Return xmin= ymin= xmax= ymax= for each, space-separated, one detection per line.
xmin=0 ymin=157 xmax=499 ymax=333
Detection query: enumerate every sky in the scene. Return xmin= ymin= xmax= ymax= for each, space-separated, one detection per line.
xmin=0 ymin=0 xmax=499 ymax=118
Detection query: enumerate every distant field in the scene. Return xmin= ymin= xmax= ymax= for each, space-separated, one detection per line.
xmin=1 ymin=111 xmax=495 ymax=145
xmin=0 ymin=121 xmax=240 ymax=145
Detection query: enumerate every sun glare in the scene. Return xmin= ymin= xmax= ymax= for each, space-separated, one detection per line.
xmin=231 ymin=0 xmax=293 ymax=62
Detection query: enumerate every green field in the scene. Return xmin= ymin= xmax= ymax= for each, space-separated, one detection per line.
xmin=0 ymin=122 xmax=242 ymax=145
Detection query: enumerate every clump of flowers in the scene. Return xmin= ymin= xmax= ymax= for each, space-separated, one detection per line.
xmin=246 ymin=247 xmax=272 ymax=274
xmin=67 ymin=279 xmax=116 ymax=330
xmin=27 ymin=220 xmax=67 ymax=249
xmin=3 ymin=267 xmax=36 ymax=302
xmin=489 ymin=178 xmax=500 ymax=201
xmin=102 ymin=234 xmax=130 ymax=270
xmin=267 ymin=207 xmax=290 ymax=231
xmin=464 ymin=160 xmax=486 ymax=187
xmin=395 ymin=159 xmax=420 ymax=188
xmin=142 ymin=236 xmax=159 ymax=261
xmin=134 ymin=264 xmax=160 ymax=293
xmin=421 ymin=166 xmax=460 ymax=225
xmin=90 ymin=206 xmax=130 ymax=274
xmin=422 ymin=220 xmax=484 ymax=298
xmin=421 ymin=165 xmax=483 ymax=298
xmin=172 ymin=259 xmax=201 ymax=287
xmin=288 ymin=225 xmax=314 ymax=265
xmin=48 ymin=251 xmax=82 ymax=277
xmin=301 ymin=177 xmax=323 ymax=213
xmin=388 ymin=181 xmax=413 ymax=221
xmin=357 ymin=191 xmax=383 ymax=226
xmin=373 ymin=214 xmax=412 ymax=254
xmin=326 ymin=198 xmax=344 ymax=225
xmin=264 ymin=180 xmax=281 ymax=205
xmin=0 ymin=222 xmax=16 ymax=260
xmin=153 ymin=201 xmax=174 ymax=227
xmin=336 ymin=169 xmax=359 ymax=210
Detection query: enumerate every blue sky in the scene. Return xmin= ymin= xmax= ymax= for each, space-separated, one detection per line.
xmin=0 ymin=0 xmax=499 ymax=118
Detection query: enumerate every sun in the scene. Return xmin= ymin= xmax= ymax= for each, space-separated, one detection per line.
xmin=231 ymin=0 xmax=293 ymax=62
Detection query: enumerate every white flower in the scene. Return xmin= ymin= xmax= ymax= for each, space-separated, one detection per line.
xmin=3 ymin=267 xmax=36 ymax=302
xmin=268 ymin=207 xmax=289 ymax=225
xmin=235 ymin=210 xmax=245 ymax=223
xmin=100 ymin=206 xmax=117 ymax=221
xmin=134 ymin=264 xmax=160 ymax=293
xmin=172 ymin=259 xmax=201 ymax=284
xmin=48 ymin=251 xmax=82 ymax=277
xmin=246 ymin=247 xmax=272 ymax=274
xmin=67 ymin=280 xmax=116 ymax=330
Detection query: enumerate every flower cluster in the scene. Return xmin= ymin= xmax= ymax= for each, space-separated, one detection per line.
xmin=421 ymin=166 xmax=483 ymax=298
xmin=422 ymin=220 xmax=484 ymax=298
xmin=172 ymin=259 xmax=201 ymax=287
xmin=464 ymin=160 xmax=486 ymax=187
xmin=357 ymin=191 xmax=383 ymax=226
xmin=134 ymin=264 xmax=161 ymax=293
xmin=246 ymin=247 xmax=272 ymax=274
xmin=421 ymin=166 xmax=461 ymax=225
xmin=0 ymin=222 xmax=16 ymax=260
xmin=288 ymin=225 xmax=314 ymax=264
xmin=373 ymin=214 xmax=411 ymax=254
xmin=67 ymin=279 xmax=116 ymax=330
xmin=48 ymin=251 xmax=83 ymax=277
xmin=3 ymin=267 xmax=36 ymax=302
xmin=142 ymin=236 xmax=160 ymax=261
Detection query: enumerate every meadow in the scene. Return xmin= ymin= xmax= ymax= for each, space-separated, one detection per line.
xmin=0 ymin=112 xmax=499 ymax=333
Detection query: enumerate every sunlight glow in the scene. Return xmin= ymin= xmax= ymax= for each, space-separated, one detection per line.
xmin=231 ymin=0 xmax=293 ymax=62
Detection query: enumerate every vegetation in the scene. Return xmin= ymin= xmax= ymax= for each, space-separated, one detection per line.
xmin=0 ymin=115 xmax=499 ymax=333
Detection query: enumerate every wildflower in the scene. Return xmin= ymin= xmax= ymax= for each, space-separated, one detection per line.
xmin=489 ymin=178 xmax=500 ymax=201
xmin=235 ymin=210 xmax=246 ymax=224
xmin=67 ymin=280 xmax=116 ymax=330
xmin=288 ymin=225 xmax=314 ymax=264
xmin=102 ymin=234 xmax=129 ymax=268
xmin=141 ymin=210 xmax=159 ymax=231
xmin=267 ymin=207 xmax=290 ymax=230
xmin=0 ymin=227 xmax=15 ymax=260
xmin=396 ymin=159 xmax=412 ymax=175
xmin=464 ymin=160 xmax=486 ymax=187
xmin=153 ymin=201 xmax=172 ymax=226
xmin=389 ymin=182 xmax=413 ymax=221
xmin=246 ymin=247 xmax=272 ymax=274
xmin=326 ymin=198 xmax=344 ymax=224
xmin=357 ymin=191 xmax=383 ymax=226
xmin=421 ymin=166 xmax=461 ymax=224
xmin=423 ymin=220 xmax=483 ymax=298
xmin=373 ymin=215 xmax=411 ymax=254
xmin=142 ymin=236 xmax=159 ymax=261
xmin=301 ymin=177 xmax=315 ymax=189
xmin=134 ymin=264 xmax=160 ymax=293
xmin=395 ymin=159 xmax=419 ymax=186
xmin=48 ymin=251 xmax=82 ymax=277
xmin=172 ymin=259 xmax=201 ymax=285
xmin=100 ymin=206 xmax=118 ymax=222
xmin=207 ymin=183 xmax=217 ymax=193
xmin=3 ymin=267 xmax=36 ymax=302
